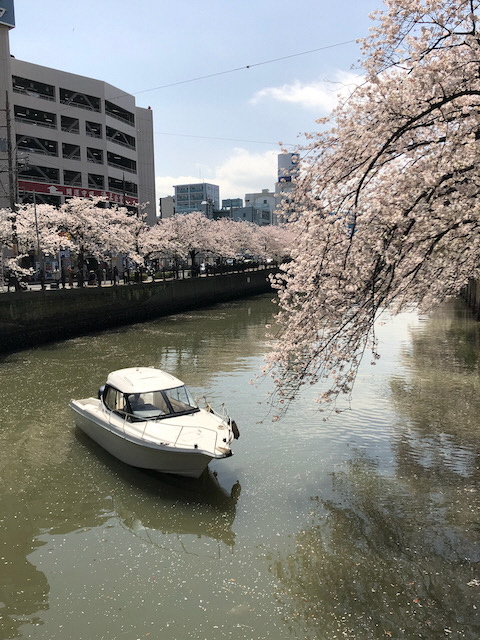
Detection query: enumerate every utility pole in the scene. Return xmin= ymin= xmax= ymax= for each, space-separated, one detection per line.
xmin=6 ymin=90 xmax=14 ymax=209
xmin=5 ymin=90 xmax=17 ymax=255
xmin=33 ymin=191 xmax=45 ymax=289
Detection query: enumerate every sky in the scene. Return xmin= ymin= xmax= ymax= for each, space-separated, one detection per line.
xmin=8 ymin=0 xmax=384 ymax=206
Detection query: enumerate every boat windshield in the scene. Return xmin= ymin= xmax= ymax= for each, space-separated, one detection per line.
xmin=126 ymin=385 xmax=199 ymax=419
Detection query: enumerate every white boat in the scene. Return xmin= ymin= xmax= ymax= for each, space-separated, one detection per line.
xmin=70 ymin=367 xmax=239 ymax=478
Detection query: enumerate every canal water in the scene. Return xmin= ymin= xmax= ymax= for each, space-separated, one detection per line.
xmin=1 ymin=295 xmax=480 ymax=640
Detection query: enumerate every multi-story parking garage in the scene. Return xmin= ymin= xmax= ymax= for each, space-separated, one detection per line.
xmin=0 ymin=5 xmax=156 ymax=225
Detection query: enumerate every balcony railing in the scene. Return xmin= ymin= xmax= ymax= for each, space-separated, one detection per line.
xmin=13 ymin=86 xmax=55 ymax=102
xmin=107 ymin=160 xmax=137 ymax=174
xmin=15 ymin=117 xmax=56 ymax=129
xmin=106 ymin=136 xmax=135 ymax=151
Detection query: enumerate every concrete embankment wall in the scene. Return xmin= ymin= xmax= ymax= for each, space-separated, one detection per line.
xmin=0 ymin=269 xmax=276 ymax=354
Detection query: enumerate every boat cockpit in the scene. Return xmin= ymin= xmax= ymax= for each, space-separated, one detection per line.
xmin=99 ymin=383 xmax=200 ymax=421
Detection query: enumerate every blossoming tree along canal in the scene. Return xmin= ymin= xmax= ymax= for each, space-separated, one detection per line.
xmin=270 ymin=0 xmax=480 ymax=408
xmin=1 ymin=295 xmax=479 ymax=639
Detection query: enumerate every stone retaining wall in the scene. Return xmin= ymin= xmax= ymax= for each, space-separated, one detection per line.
xmin=0 ymin=269 xmax=276 ymax=354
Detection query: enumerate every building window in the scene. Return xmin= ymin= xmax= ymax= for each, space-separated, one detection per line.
xmin=14 ymin=105 xmax=56 ymax=129
xmin=86 ymin=121 xmax=102 ymax=138
xmin=87 ymin=148 xmax=103 ymax=164
xmin=60 ymin=88 xmax=101 ymax=112
xmin=106 ymin=125 xmax=136 ymax=150
xmin=108 ymin=176 xmax=137 ymax=196
xmin=12 ymin=76 xmax=55 ymax=101
xmin=61 ymin=115 xmax=79 ymax=134
xmin=63 ymin=170 xmax=82 ymax=186
xmin=62 ymin=143 xmax=81 ymax=160
xmin=105 ymin=100 xmax=135 ymax=126
xmin=107 ymin=151 xmax=136 ymax=174
xmin=16 ymin=135 xmax=58 ymax=157
xmin=88 ymin=173 xmax=105 ymax=189
xmin=18 ymin=165 xmax=60 ymax=184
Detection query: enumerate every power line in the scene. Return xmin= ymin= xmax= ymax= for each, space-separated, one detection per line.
xmin=132 ymin=40 xmax=358 ymax=96
xmin=9 ymin=40 xmax=356 ymax=206
xmin=154 ymin=131 xmax=297 ymax=147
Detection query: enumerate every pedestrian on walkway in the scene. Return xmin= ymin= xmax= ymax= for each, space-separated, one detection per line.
xmin=67 ymin=266 xmax=75 ymax=288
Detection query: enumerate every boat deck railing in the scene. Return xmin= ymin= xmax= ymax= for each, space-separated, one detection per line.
xmin=199 ymin=398 xmax=230 ymax=421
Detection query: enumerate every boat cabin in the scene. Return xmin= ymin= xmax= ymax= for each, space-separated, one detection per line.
xmin=99 ymin=367 xmax=200 ymax=421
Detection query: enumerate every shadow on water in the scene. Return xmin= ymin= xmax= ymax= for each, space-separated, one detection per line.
xmin=73 ymin=427 xmax=241 ymax=544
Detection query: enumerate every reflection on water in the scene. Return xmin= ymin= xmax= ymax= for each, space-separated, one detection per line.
xmin=76 ymin=430 xmax=241 ymax=546
xmin=269 ymin=300 xmax=480 ymax=639
xmin=1 ymin=297 xmax=480 ymax=639
xmin=269 ymin=453 xmax=480 ymax=639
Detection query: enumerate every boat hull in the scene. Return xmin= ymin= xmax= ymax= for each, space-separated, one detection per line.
xmin=71 ymin=405 xmax=219 ymax=479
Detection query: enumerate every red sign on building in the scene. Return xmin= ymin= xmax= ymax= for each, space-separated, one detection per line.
xmin=18 ymin=180 xmax=139 ymax=206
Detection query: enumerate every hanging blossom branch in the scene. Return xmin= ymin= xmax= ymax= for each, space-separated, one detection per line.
xmin=265 ymin=0 xmax=480 ymax=415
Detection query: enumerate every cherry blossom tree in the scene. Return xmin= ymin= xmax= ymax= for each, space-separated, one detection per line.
xmin=256 ymin=224 xmax=296 ymax=262
xmin=174 ymin=212 xmax=219 ymax=266
xmin=268 ymin=0 xmax=480 ymax=410
xmin=57 ymin=198 xmax=143 ymax=278
xmin=1 ymin=198 xmax=141 ymax=284
xmin=137 ymin=217 xmax=184 ymax=264
xmin=16 ymin=203 xmax=71 ymax=255
xmin=140 ymin=213 xmax=248 ymax=269
xmin=139 ymin=212 xmax=296 ymax=271
xmin=0 ymin=203 xmax=68 ymax=283
xmin=213 ymin=217 xmax=262 ymax=261
xmin=155 ymin=212 xmax=217 ymax=268
xmin=0 ymin=208 xmax=17 ymax=249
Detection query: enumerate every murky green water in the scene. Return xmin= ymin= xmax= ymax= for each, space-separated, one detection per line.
xmin=1 ymin=295 xmax=480 ymax=639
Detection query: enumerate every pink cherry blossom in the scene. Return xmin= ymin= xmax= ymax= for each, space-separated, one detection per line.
xmin=267 ymin=0 xmax=480 ymax=411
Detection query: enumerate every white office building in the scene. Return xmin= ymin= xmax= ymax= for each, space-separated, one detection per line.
xmin=245 ymin=189 xmax=276 ymax=225
xmin=0 ymin=4 xmax=156 ymax=224
xmin=174 ymin=183 xmax=219 ymax=216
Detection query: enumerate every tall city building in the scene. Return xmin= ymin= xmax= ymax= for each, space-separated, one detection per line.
xmin=0 ymin=1 xmax=15 ymax=212
xmin=0 ymin=2 xmax=156 ymax=224
xmin=274 ymin=152 xmax=299 ymax=223
xmin=174 ymin=183 xmax=219 ymax=216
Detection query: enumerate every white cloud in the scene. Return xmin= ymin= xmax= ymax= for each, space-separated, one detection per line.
xmin=250 ymin=70 xmax=364 ymax=113
xmin=156 ymin=148 xmax=279 ymax=205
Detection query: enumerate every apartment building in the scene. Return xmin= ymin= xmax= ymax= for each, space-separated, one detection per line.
xmin=174 ymin=183 xmax=220 ymax=216
xmin=0 ymin=11 xmax=156 ymax=224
